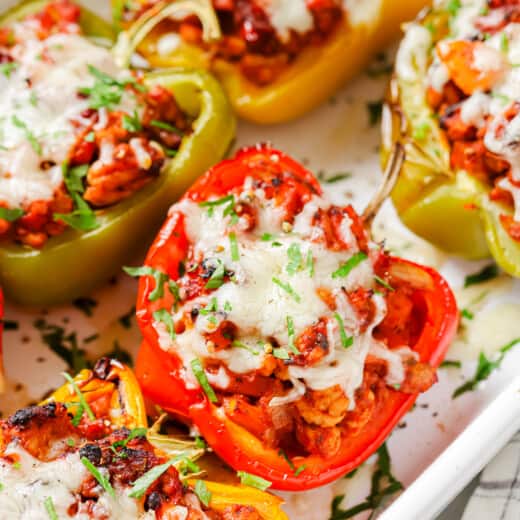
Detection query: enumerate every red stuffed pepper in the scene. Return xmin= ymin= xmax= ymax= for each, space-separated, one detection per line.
xmin=133 ymin=145 xmax=458 ymax=491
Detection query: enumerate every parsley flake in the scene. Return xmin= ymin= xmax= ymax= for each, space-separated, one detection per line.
xmin=236 ymin=471 xmax=272 ymax=491
xmin=191 ymin=358 xmax=218 ymax=403
xmin=331 ymin=252 xmax=367 ymax=279
xmin=272 ymin=277 xmax=301 ymax=302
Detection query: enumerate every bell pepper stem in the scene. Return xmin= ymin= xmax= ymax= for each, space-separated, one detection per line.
xmin=113 ymin=0 xmax=221 ymax=68
xmin=363 ymin=141 xmax=405 ymax=227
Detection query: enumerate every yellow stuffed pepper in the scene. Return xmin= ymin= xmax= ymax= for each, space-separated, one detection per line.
xmin=0 ymin=358 xmax=287 ymax=519
xmin=113 ymin=0 xmax=430 ymax=124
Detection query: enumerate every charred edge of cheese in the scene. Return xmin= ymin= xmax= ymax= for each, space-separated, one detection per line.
xmin=153 ymin=179 xmax=411 ymax=408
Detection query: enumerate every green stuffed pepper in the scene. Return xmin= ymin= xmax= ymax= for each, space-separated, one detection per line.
xmin=0 ymin=0 xmax=235 ymax=305
xmin=382 ymin=0 xmax=520 ymax=277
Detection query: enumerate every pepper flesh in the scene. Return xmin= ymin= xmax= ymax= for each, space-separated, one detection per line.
xmin=115 ymin=0 xmax=428 ymax=124
xmin=0 ymin=1 xmax=235 ymax=306
xmin=133 ymin=146 xmax=458 ymax=490
xmin=0 ymin=288 xmax=4 ymax=393
xmin=382 ymin=8 xmax=520 ymax=277
xmin=0 ymin=359 xmax=288 ymax=519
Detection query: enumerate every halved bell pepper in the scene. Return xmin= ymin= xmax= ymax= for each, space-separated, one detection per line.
xmin=0 ymin=0 xmax=235 ymax=306
xmin=112 ymin=0 xmax=429 ymax=124
xmin=132 ymin=146 xmax=458 ymax=490
xmin=382 ymin=7 xmax=520 ymax=277
xmin=0 ymin=358 xmax=288 ymax=519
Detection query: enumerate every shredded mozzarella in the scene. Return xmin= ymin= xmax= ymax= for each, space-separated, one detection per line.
xmin=155 ymin=184 xmax=408 ymax=408
xmin=0 ymin=28 xmax=139 ymax=209
xmin=0 ymin=444 xmax=156 ymax=519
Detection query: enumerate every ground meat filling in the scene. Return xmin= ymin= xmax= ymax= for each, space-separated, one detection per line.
xmin=0 ymin=402 xmax=260 ymax=519
xmin=153 ymin=156 xmax=437 ymax=460
xmin=0 ymin=1 xmax=190 ymax=248
xmin=126 ymin=0 xmax=345 ymax=85
xmin=424 ymin=0 xmax=520 ymax=241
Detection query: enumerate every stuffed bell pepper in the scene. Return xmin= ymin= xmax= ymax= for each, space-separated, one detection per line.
xmin=112 ymin=0 xmax=429 ymax=124
xmin=383 ymin=0 xmax=520 ymax=276
xmin=130 ymin=145 xmax=458 ymax=491
xmin=0 ymin=0 xmax=235 ymax=306
xmin=0 ymin=357 xmax=288 ymax=519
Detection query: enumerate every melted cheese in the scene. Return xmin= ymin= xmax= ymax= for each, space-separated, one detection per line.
xmin=408 ymin=1 xmax=520 ymax=223
xmin=343 ymin=0 xmax=382 ymax=27
xmin=156 ymin=185 xmax=408 ymax=407
xmin=0 ymin=444 xmax=157 ymax=519
xmin=265 ymin=0 xmax=314 ymax=42
xmin=0 ymin=27 xmax=138 ymax=209
xmin=395 ymin=24 xmax=432 ymax=82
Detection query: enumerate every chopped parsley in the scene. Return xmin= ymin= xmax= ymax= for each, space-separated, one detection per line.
xmin=194 ymin=480 xmax=212 ymax=507
xmin=366 ymin=100 xmax=383 ymax=126
xmin=440 ymin=360 xmax=462 ymax=369
xmin=128 ymin=458 xmax=177 ymax=498
xmin=63 ymin=163 xmax=88 ymax=194
xmin=85 ymin=131 xmax=95 ymax=142
xmin=81 ymin=456 xmax=115 ymax=498
xmin=54 ymin=192 xmax=98 ymax=231
xmin=191 ymin=358 xmax=218 ymax=403
xmin=72 ymin=296 xmax=98 ymax=317
xmin=204 ymin=259 xmax=226 ymax=289
xmin=44 ymin=497 xmax=59 ymax=520
xmin=460 ymin=308 xmax=474 ymax=320
xmin=12 ymin=115 xmax=41 ymax=155
xmin=464 ymin=264 xmax=499 ymax=287
xmin=122 ymin=109 xmax=142 ymax=132
xmin=294 ymin=465 xmax=306 ymax=477
xmin=78 ymin=65 xmax=144 ymax=110
xmin=111 ymin=427 xmax=147 ymax=452
xmin=153 ymin=309 xmax=176 ymax=340
xmin=62 ymin=372 xmax=95 ymax=423
xmin=331 ymin=252 xmax=367 ymax=279
xmin=0 ymin=61 xmax=17 ymax=78
xmin=330 ymin=443 xmax=402 ymax=519
xmin=229 ymin=231 xmax=239 ymax=261
xmin=236 ymin=471 xmax=272 ymax=491
xmin=34 ymin=319 xmax=89 ymax=373
xmin=278 ymin=449 xmax=305 ymax=476
xmin=199 ymin=194 xmax=235 ymax=218
xmin=232 ymin=340 xmax=260 ymax=355
xmin=0 ymin=207 xmax=24 ymax=222
xmin=272 ymin=347 xmax=290 ymax=360
xmin=123 ymin=265 xmax=169 ymax=300
xmin=306 ymin=249 xmax=315 ymax=276
xmin=500 ymin=32 xmax=509 ymax=53
xmin=1 ymin=319 xmax=18 ymax=330
xmin=286 ymin=243 xmax=303 ymax=275
xmin=453 ymin=338 xmax=520 ymax=398
xmin=333 ymin=313 xmax=354 ymax=349
xmin=324 ymin=172 xmax=352 ymax=183
xmin=286 ymin=316 xmax=299 ymax=355
xmin=104 ymin=340 xmax=133 ymax=366
xmin=272 ymin=277 xmax=301 ymax=302
xmin=374 ymin=275 xmax=394 ymax=291
xmin=118 ymin=306 xmax=136 ymax=329
xmin=150 ymin=119 xmax=182 ymax=135
xmin=446 ymin=0 xmax=461 ymax=17
xmin=261 ymin=233 xmax=275 ymax=241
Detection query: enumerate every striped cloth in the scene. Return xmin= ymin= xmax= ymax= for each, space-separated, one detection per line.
xmin=462 ymin=432 xmax=520 ymax=520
